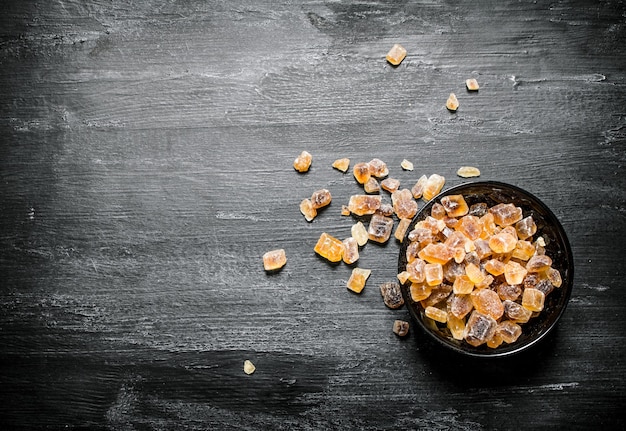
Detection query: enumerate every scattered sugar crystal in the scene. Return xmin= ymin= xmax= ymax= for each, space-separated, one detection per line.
xmin=263 ymin=249 xmax=287 ymax=271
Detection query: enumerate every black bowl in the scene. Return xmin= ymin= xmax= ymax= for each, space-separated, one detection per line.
xmin=398 ymin=181 xmax=574 ymax=357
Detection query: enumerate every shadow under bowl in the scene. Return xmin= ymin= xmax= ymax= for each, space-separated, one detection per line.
xmin=398 ymin=181 xmax=574 ymax=358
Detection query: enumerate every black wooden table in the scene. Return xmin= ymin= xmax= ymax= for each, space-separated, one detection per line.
xmin=1 ymin=1 xmax=625 ymax=429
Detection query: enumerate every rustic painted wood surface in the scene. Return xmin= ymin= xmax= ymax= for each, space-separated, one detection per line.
xmin=1 ymin=0 xmax=625 ymax=429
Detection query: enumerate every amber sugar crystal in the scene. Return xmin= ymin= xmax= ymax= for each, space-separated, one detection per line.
xmin=425 ymin=306 xmax=448 ymax=323
xmin=351 ymin=221 xmax=369 ymax=246
xmin=489 ymin=231 xmax=518 ymax=254
xmin=465 ymin=78 xmax=479 ymax=91
xmin=300 ymin=198 xmax=317 ymax=222
xmin=464 ymin=311 xmax=497 ymax=347
xmin=386 ymin=43 xmax=407 ymax=66
xmin=522 ymin=288 xmax=545 ymax=312
xmin=424 ymin=263 xmax=444 ymax=286
xmin=342 ymin=237 xmax=359 ymax=265
xmin=422 ymin=174 xmax=446 ymax=201
xmin=368 ymin=213 xmax=394 ymax=243
xmin=471 ymin=288 xmax=504 ymax=320
xmin=348 ymin=194 xmax=381 ymax=216
xmin=263 ymin=248 xmax=287 ymax=271
xmin=310 ymin=189 xmax=332 ymax=210
xmin=293 ymin=151 xmax=312 ymax=172
xmin=347 ymin=268 xmax=371 ymax=293
xmin=332 ymin=158 xmax=350 ymax=172
xmin=490 ymin=203 xmax=523 ymax=227
xmin=381 ymin=178 xmax=400 ymax=193
xmin=364 ymin=177 xmax=380 ymax=194
xmin=410 ymin=282 xmax=432 ymax=302
xmin=314 ymin=232 xmax=344 ymax=263
xmin=441 ymin=194 xmax=469 ymax=218
xmin=353 ymin=162 xmax=371 ymax=184
xmin=411 ymin=175 xmax=428 ymax=199
xmin=418 ymin=243 xmax=455 ymax=265
xmin=446 ymin=93 xmax=459 ymax=111
xmin=392 ymin=189 xmax=418 ymax=220
xmin=368 ymin=158 xmax=389 ymax=178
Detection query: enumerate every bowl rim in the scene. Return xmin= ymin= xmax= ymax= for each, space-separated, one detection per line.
xmin=397 ymin=180 xmax=574 ymax=358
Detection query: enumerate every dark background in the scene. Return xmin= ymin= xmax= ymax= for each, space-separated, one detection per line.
xmin=1 ymin=0 xmax=625 ymax=429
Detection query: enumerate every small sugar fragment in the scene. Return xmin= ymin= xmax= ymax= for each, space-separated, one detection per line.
xmin=380 ymin=281 xmax=405 ymax=309
xmin=466 ymin=78 xmax=479 ymax=91
xmin=368 ymin=213 xmax=394 ymax=243
xmin=332 ymin=158 xmax=350 ymax=172
xmin=351 ymin=221 xmax=369 ymax=246
xmin=368 ymin=158 xmax=389 ymax=178
xmin=310 ymin=189 xmax=332 ymax=210
xmin=386 ymin=44 xmax=407 ymax=66
xmin=457 ymin=166 xmax=481 ymax=178
xmin=243 ymin=360 xmax=256 ymax=375
xmin=300 ymin=198 xmax=317 ymax=222
xmin=293 ymin=151 xmax=312 ymax=172
xmin=263 ymin=249 xmax=287 ymax=271
xmin=401 ymin=159 xmax=414 ymax=171
xmin=347 ymin=268 xmax=371 ymax=293
xmin=393 ymin=320 xmax=410 ymax=337
xmin=446 ymin=93 xmax=459 ymax=111
xmin=353 ymin=162 xmax=371 ymax=184
xmin=314 ymin=232 xmax=344 ymax=262
xmin=422 ymin=174 xmax=445 ymax=201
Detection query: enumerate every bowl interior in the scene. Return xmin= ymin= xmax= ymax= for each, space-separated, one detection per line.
xmin=398 ymin=181 xmax=574 ymax=357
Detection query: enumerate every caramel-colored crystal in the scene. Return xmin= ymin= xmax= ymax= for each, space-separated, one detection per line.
xmin=368 ymin=158 xmax=389 ymax=178
xmin=422 ymin=174 xmax=445 ymax=201
xmin=393 ymin=320 xmax=410 ymax=337
xmin=446 ymin=93 xmax=459 ymax=111
xmin=489 ymin=203 xmax=523 ymax=227
xmin=401 ymin=159 xmax=414 ymax=171
xmin=411 ymin=175 xmax=428 ymax=199
xmin=465 ymin=78 xmax=479 ymax=91
xmin=471 ymin=288 xmax=504 ymax=320
xmin=347 ymin=194 xmax=381 ymax=216
xmin=332 ymin=158 xmax=350 ymax=172
xmin=386 ymin=44 xmax=407 ymax=66
xmin=353 ymin=162 xmax=371 ymax=184
xmin=293 ymin=151 xmax=312 ymax=172
xmin=394 ymin=218 xmax=412 ymax=242
xmin=425 ymin=263 xmax=444 ymax=286
xmin=425 ymin=306 xmax=448 ymax=323
xmin=351 ymin=221 xmax=369 ymax=246
xmin=457 ymin=166 xmax=481 ymax=178
xmin=489 ymin=231 xmax=518 ymax=254
xmin=368 ymin=213 xmax=394 ymax=243
xmin=447 ymin=314 xmax=466 ymax=340
xmin=300 ymin=198 xmax=317 ymax=222
xmin=418 ymin=243 xmax=455 ymax=265
xmin=364 ymin=177 xmax=380 ymax=194
xmin=310 ymin=189 xmax=332 ymax=210
xmin=392 ymin=189 xmax=418 ymax=220
xmin=504 ymin=260 xmax=528 ymax=285
xmin=410 ymin=282 xmax=432 ymax=301
xmin=522 ymin=288 xmax=545 ymax=312
xmin=381 ymin=177 xmax=400 ymax=193
xmin=342 ymin=237 xmax=359 ymax=265
xmin=314 ymin=232 xmax=344 ymax=263
xmin=263 ymin=249 xmax=287 ymax=271
xmin=441 ymin=194 xmax=469 ymax=218
xmin=347 ymin=267 xmax=371 ymax=293
xmin=453 ymin=274 xmax=474 ymax=295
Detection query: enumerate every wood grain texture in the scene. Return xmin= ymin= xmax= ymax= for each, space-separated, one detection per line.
xmin=1 ymin=0 xmax=625 ymax=429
